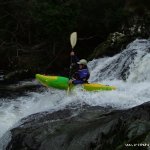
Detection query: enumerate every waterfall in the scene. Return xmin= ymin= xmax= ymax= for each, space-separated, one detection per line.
xmin=88 ymin=39 xmax=150 ymax=82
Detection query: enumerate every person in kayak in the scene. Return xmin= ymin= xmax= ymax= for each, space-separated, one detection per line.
xmin=69 ymin=51 xmax=90 ymax=85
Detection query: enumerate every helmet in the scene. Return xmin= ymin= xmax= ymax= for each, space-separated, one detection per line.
xmin=77 ymin=59 xmax=88 ymax=65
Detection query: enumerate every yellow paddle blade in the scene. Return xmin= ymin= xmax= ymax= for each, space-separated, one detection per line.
xmin=70 ymin=32 xmax=77 ymax=49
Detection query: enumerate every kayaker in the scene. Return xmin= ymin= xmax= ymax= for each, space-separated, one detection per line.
xmin=69 ymin=51 xmax=90 ymax=85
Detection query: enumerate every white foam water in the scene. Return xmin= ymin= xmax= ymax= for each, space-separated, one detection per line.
xmin=0 ymin=39 xmax=150 ymax=146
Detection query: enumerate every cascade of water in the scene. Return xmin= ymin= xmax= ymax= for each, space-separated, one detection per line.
xmin=88 ymin=39 xmax=150 ymax=82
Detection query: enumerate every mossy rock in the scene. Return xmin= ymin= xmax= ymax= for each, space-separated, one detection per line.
xmin=89 ymin=32 xmax=131 ymax=59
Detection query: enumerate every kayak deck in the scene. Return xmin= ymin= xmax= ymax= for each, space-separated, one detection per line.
xmin=36 ymin=74 xmax=116 ymax=91
xmin=83 ymin=83 xmax=116 ymax=91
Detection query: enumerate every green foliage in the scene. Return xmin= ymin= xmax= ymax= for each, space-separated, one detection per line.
xmin=0 ymin=0 xmax=79 ymax=44
xmin=0 ymin=0 xmax=80 ymax=70
xmin=31 ymin=0 xmax=79 ymax=41
xmin=0 ymin=0 xmax=150 ymax=70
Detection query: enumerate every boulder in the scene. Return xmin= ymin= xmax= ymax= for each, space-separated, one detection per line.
xmin=5 ymin=102 xmax=150 ymax=150
xmin=89 ymin=32 xmax=131 ymax=59
xmin=4 ymin=70 xmax=33 ymax=83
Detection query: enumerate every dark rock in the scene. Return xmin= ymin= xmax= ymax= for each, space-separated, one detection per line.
xmin=89 ymin=9 xmax=150 ymax=60
xmin=4 ymin=70 xmax=34 ymax=83
xmin=89 ymin=32 xmax=132 ymax=59
xmin=0 ymin=83 xmax=42 ymax=99
xmin=5 ymin=102 xmax=150 ymax=150
xmin=0 ymin=78 xmax=43 ymax=98
xmin=122 ymin=6 xmax=150 ymax=39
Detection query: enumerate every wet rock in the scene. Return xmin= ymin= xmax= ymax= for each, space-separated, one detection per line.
xmin=4 ymin=70 xmax=34 ymax=83
xmin=89 ymin=32 xmax=131 ymax=59
xmin=121 ymin=12 xmax=150 ymax=39
xmin=5 ymin=102 xmax=150 ymax=150
xmin=0 ymin=79 xmax=42 ymax=98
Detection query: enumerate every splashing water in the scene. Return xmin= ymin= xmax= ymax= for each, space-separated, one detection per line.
xmin=0 ymin=39 xmax=150 ymax=141
xmin=88 ymin=39 xmax=150 ymax=82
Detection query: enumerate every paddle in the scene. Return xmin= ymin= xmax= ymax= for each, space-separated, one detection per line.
xmin=69 ymin=32 xmax=77 ymax=75
xmin=67 ymin=32 xmax=77 ymax=94
xmin=70 ymin=32 xmax=77 ymax=49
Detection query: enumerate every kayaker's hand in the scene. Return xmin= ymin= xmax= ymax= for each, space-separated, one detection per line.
xmin=70 ymin=51 xmax=75 ymax=56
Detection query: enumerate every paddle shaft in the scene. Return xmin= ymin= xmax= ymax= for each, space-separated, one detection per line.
xmin=69 ymin=32 xmax=77 ymax=78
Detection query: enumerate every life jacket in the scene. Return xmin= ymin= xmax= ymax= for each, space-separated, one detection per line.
xmin=72 ymin=68 xmax=90 ymax=84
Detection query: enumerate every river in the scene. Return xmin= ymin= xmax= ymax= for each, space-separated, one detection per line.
xmin=0 ymin=39 xmax=150 ymax=148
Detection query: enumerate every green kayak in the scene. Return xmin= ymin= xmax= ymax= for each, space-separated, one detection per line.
xmin=36 ymin=74 xmax=116 ymax=91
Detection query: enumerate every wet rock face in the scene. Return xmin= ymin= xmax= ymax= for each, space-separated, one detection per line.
xmin=89 ymin=32 xmax=131 ymax=59
xmin=5 ymin=102 xmax=150 ymax=150
xmin=0 ymin=77 xmax=42 ymax=99
xmin=3 ymin=70 xmax=34 ymax=83
xmin=90 ymin=10 xmax=150 ymax=60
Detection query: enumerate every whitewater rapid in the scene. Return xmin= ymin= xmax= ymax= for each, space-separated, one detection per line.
xmin=0 ymin=39 xmax=150 ymax=142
